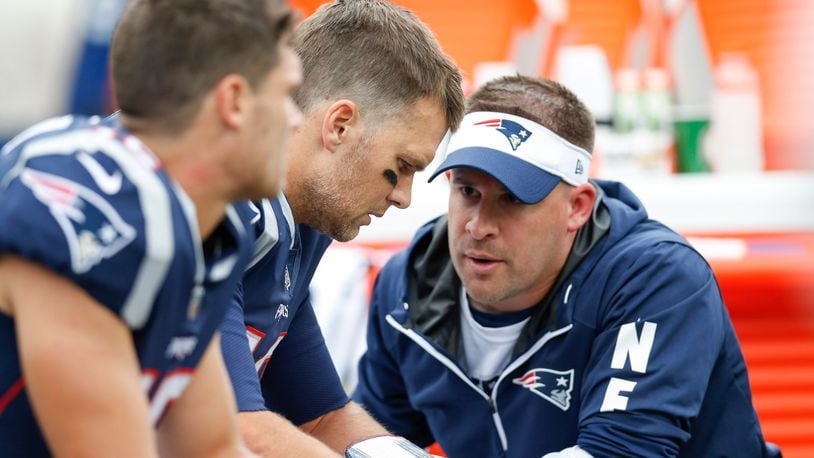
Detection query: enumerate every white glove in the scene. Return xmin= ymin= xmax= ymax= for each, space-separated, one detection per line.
xmin=542 ymin=445 xmax=594 ymax=458
xmin=345 ymin=435 xmax=436 ymax=458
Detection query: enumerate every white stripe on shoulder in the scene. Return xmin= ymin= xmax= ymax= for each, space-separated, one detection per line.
xmin=102 ymin=136 xmax=178 ymax=329
xmin=278 ymin=193 xmax=296 ymax=250
xmin=1 ymin=119 xmax=83 ymax=188
xmin=1 ymin=115 xmax=74 ymax=157
xmin=225 ymin=204 xmax=247 ymax=237
xmin=247 ymin=198 xmax=280 ymax=270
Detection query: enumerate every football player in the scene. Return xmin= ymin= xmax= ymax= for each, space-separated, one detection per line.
xmin=218 ymin=1 xmax=464 ymax=456
xmin=0 ymin=0 xmax=300 ymax=455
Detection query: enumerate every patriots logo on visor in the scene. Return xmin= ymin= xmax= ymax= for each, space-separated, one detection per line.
xmin=513 ymin=368 xmax=575 ymax=411
xmin=474 ymin=118 xmax=532 ymax=151
xmin=20 ymin=168 xmax=136 ymax=274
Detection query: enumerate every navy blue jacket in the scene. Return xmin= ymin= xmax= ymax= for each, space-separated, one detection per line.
xmin=354 ymin=180 xmax=767 ymax=458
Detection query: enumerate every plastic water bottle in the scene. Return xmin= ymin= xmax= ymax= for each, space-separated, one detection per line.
xmin=640 ymin=67 xmax=673 ymax=174
xmin=704 ymin=53 xmax=764 ymax=172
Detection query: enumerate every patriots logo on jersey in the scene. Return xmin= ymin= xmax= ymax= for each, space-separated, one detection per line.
xmin=513 ymin=367 xmax=575 ymax=411
xmin=474 ymin=118 xmax=532 ymax=151
xmin=20 ymin=168 xmax=136 ymax=274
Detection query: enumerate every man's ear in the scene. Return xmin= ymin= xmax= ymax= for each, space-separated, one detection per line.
xmin=213 ymin=74 xmax=251 ymax=129
xmin=321 ymin=99 xmax=358 ymax=152
xmin=566 ymin=183 xmax=597 ymax=233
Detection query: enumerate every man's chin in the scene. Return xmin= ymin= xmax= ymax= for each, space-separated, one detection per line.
xmin=311 ymin=221 xmax=360 ymax=242
xmin=330 ymin=225 xmax=360 ymax=242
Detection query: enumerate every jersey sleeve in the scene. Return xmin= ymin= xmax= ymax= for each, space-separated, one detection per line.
xmin=352 ymin=260 xmax=435 ymax=447
xmin=0 ymin=131 xmax=175 ymax=326
xmin=575 ymin=241 xmax=726 ymax=456
xmin=220 ymin=280 xmax=268 ymax=411
xmin=260 ymin=295 xmax=350 ymax=425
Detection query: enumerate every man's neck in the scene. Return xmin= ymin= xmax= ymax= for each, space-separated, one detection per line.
xmin=166 ymin=160 xmax=228 ymax=240
xmin=280 ymin=175 xmax=306 ymax=226
xmin=134 ymin=128 xmax=228 ymax=240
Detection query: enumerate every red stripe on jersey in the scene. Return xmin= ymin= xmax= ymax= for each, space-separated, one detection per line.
xmin=0 ymin=378 xmax=25 ymax=415
xmin=247 ymin=325 xmax=266 ymax=339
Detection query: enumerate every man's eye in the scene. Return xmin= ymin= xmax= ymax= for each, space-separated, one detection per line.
xmin=399 ymin=159 xmax=413 ymax=174
xmin=460 ymin=186 xmax=477 ymax=196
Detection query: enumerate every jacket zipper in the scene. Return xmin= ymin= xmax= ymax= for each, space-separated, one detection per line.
xmin=387 ymin=311 xmax=574 ymax=453
xmin=386 ymin=314 xmax=508 ymax=451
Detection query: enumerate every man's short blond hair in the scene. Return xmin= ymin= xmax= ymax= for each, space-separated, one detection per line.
xmin=293 ymin=0 xmax=464 ymax=132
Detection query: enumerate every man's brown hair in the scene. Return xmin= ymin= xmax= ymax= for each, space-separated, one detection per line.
xmin=111 ymin=0 xmax=294 ymax=133
xmin=292 ymin=0 xmax=464 ymax=132
xmin=467 ymin=75 xmax=595 ymax=152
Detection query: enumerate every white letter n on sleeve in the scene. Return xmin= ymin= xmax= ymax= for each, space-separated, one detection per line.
xmin=610 ymin=321 xmax=657 ymax=373
xmin=599 ymin=321 xmax=657 ymax=413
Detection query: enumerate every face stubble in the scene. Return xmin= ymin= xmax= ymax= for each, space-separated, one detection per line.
xmin=298 ymin=135 xmax=374 ymax=242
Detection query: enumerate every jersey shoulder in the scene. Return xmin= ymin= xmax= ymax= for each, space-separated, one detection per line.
xmin=244 ymin=196 xmax=296 ymax=271
xmin=0 ymin=115 xmax=182 ymax=321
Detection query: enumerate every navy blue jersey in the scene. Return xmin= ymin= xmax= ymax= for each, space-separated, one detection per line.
xmin=221 ymin=197 xmax=349 ymax=425
xmin=354 ymin=180 xmax=768 ymax=458
xmin=0 ymin=116 xmax=252 ymax=455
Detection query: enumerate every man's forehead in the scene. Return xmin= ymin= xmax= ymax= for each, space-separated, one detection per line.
xmin=387 ymin=100 xmax=446 ymax=156
xmin=370 ymin=128 xmax=437 ymax=170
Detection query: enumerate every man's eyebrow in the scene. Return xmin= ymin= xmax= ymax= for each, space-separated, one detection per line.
xmin=400 ymin=149 xmax=431 ymax=172
xmin=449 ymin=174 xmax=472 ymax=186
